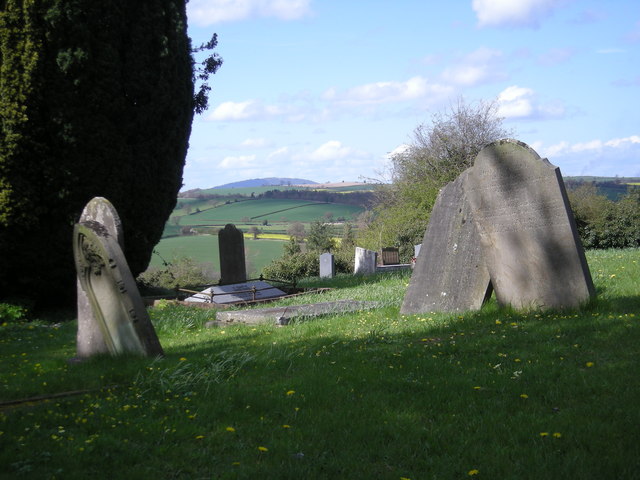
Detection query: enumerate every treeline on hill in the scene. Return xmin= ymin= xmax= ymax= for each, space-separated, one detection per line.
xmin=180 ymin=188 xmax=375 ymax=207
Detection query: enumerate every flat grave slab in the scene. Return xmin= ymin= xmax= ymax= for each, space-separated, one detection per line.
xmin=212 ymin=300 xmax=379 ymax=326
xmin=184 ymin=280 xmax=287 ymax=305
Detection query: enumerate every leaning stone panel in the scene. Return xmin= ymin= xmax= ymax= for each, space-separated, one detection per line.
xmin=76 ymin=197 xmax=124 ymax=358
xmin=401 ymin=169 xmax=491 ymax=314
xmin=465 ymin=139 xmax=595 ymax=309
xmin=74 ymin=221 xmax=164 ymax=357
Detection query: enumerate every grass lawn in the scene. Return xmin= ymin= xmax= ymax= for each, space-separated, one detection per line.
xmin=0 ymin=249 xmax=639 ymax=479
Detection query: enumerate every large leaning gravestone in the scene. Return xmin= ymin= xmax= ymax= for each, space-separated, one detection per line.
xmin=76 ymin=197 xmax=124 ymax=357
xmin=74 ymin=198 xmax=164 ymax=357
xmin=401 ymin=169 xmax=492 ymax=314
xmin=465 ymin=139 xmax=595 ymax=310
xmin=219 ymin=224 xmax=247 ymax=285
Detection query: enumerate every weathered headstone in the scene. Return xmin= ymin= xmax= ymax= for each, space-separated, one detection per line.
xmin=218 ymin=224 xmax=247 ymax=285
xmin=319 ymin=252 xmax=335 ymax=278
xmin=76 ymin=197 xmax=124 ymax=358
xmin=381 ymin=247 xmax=400 ymax=265
xmin=414 ymin=244 xmax=422 ymax=258
xmin=401 ymin=170 xmax=492 ymax=314
xmin=354 ymin=247 xmax=377 ymax=275
xmin=465 ymin=139 xmax=595 ymax=309
xmin=74 ymin=203 xmax=164 ymax=357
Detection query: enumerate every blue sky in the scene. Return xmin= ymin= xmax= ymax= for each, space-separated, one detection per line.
xmin=183 ymin=0 xmax=640 ymax=190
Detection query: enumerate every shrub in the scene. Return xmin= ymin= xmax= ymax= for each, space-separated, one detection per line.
xmin=137 ymin=256 xmax=217 ymax=291
xmin=0 ymin=303 xmax=28 ymax=323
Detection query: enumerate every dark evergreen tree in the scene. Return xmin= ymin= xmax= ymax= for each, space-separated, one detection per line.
xmin=0 ymin=0 xmax=220 ymax=305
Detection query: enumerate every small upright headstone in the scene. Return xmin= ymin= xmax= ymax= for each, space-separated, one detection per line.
xmin=76 ymin=197 xmax=124 ymax=358
xmin=218 ymin=224 xmax=247 ymax=285
xmin=74 ymin=202 xmax=164 ymax=357
xmin=414 ymin=244 xmax=422 ymax=258
xmin=354 ymin=247 xmax=377 ymax=275
xmin=465 ymin=139 xmax=595 ymax=309
xmin=319 ymin=252 xmax=335 ymax=278
xmin=401 ymin=169 xmax=492 ymax=314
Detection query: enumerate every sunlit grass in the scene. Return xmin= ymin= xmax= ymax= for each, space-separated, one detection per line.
xmin=0 ymin=249 xmax=638 ymax=479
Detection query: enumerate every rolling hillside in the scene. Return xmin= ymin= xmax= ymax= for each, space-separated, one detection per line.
xmin=178 ymin=198 xmax=363 ymax=226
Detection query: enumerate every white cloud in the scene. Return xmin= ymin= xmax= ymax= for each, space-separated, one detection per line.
xmin=241 ymin=137 xmax=272 ymax=148
xmin=497 ymin=85 xmax=535 ymax=118
xmin=542 ymin=135 xmax=640 ymax=157
xmin=187 ymin=0 xmax=312 ymax=26
xmin=323 ymin=76 xmax=452 ymax=105
xmin=472 ymin=0 xmax=566 ymax=28
xmin=539 ymin=136 xmax=640 ymax=176
xmin=496 ymin=85 xmax=565 ymax=119
xmin=267 ymin=146 xmax=290 ymax=159
xmin=442 ymin=47 xmax=504 ymax=86
xmin=209 ymin=100 xmax=261 ymax=120
xmin=308 ymin=140 xmax=365 ymax=162
xmin=605 ymin=135 xmax=640 ymax=148
xmin=208 ymin=99 xmax=304 ymax=122
xmin=218 ymin=154 xmax=257 ymax=169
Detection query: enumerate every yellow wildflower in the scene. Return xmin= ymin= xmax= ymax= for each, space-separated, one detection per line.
xmin=226 ymin=426 xmax=236 ymax=432
xmin=258 ymin=446 xmax=268 ymax=452
xmin=468 ymin=469 xmax=479 ymax=476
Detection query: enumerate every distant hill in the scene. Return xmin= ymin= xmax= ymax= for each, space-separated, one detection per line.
xmin=213 ymin=178 xmax=317 ymax=189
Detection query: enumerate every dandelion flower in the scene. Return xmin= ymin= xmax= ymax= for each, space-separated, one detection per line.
xmin=553 ymin=432 xmax=562 ymax=438
xmin=473 ymin=386 xmax=481 ymax=390
xmin=179 ymin=357 xmax=187 ymax=362
xmin=495 ymin=320 xmax=502 ymax=325
xmin=468 ymin=469 xmax=479 ymax=476
xmin=539 ymin=432 xmax=549 ymax=437
xmin=520 ymin=394 xmax=528 ymax=399
xmin=258 ymin=446 xmax=268 ymax=452
xmin=286 ymin=390 xmax=296 ymax=396
xmin=586 ymin=362 xmax=594 ymax=367
xmin=195 ymin=435 xmax=205 ymax=440
xmin=282 ymin=424 xmax=291 ymax=429
xmin=226 ymin=426 xmax=236 ymax=432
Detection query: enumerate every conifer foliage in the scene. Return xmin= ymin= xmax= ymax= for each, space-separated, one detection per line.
xmin=0 ymin=1 xmax=210 ymax=304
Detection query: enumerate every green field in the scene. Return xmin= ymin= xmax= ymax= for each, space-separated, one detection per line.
xmin=178 ymin=199 xmax=363 ymax=226
xmin=149 ymin=235 xmax=285 ymax=277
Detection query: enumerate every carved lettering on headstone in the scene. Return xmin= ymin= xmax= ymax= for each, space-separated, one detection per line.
xmin=465 ymin=139 xmax=595 ymax=309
